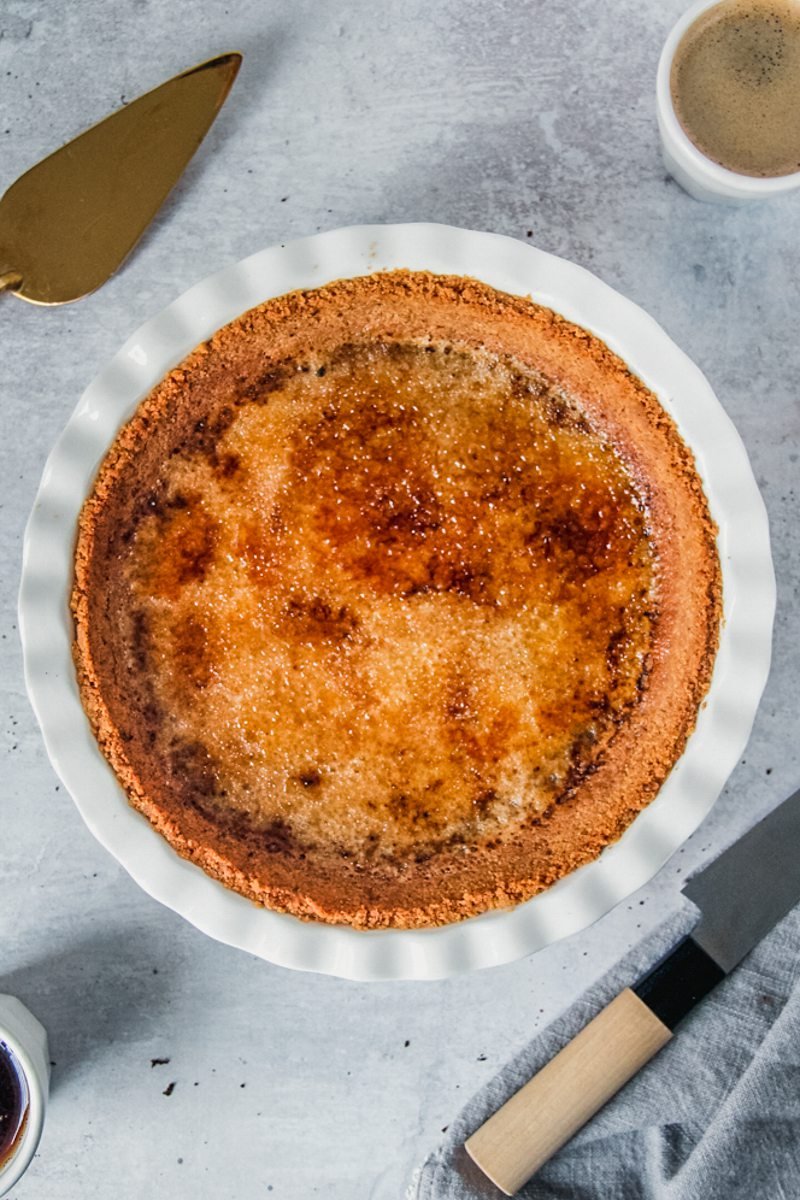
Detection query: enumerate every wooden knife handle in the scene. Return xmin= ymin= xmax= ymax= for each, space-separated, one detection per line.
xmin=464 ymin=988 xmax=672 ymax=1196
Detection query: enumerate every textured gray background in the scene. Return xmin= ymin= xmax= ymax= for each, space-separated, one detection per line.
xmin=1 ymin=1 xmax=798 ymax=1197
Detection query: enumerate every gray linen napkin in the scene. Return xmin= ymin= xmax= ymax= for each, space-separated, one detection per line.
xmin=410 ymin=902 xmax=800 ymax=1199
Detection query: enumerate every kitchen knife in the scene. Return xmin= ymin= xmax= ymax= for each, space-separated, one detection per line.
xmin=465 ymin=784 xmax=800 ymax=1196
xmin=0 ymin=52 xmax=241 ymax=306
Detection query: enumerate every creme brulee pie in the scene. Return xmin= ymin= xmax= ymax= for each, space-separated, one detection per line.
xmin=71 ymin=271 xmax=721 ymax=928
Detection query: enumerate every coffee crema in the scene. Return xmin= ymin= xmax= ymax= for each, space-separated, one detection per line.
xmin=671 ymin=0 xmax=800 ymax=177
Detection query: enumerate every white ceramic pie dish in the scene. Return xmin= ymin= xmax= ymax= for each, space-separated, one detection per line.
xmin=19 ymin=223 xmax=774 ymax=981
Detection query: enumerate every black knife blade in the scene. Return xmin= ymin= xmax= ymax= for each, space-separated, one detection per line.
xmin=635 ymin=784 xmax=800 ymax=1027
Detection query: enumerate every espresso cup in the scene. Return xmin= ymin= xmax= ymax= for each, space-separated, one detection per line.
xmin=0 ymin=997 xmax=49 ymax=1198
xmin=657 ymin=0 xmax=800 ymax=202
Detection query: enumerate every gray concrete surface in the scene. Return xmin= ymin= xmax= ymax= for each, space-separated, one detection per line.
xmin=1 ymin=1 xmax=798 ymax=1196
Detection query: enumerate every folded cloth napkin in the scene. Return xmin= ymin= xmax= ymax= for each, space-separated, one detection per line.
xmin=410 ymin=901 xmax=800 ymax=1199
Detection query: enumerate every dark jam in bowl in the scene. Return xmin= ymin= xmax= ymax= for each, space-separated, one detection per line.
xmin=0 ymin=1042 xmax=28 ymax=1170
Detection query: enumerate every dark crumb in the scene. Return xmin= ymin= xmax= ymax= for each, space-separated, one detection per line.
xmin=240 ymin=1082 xmax=246 ymax=1088
xmin=526 ymin=230 xmax=533 ymax=237
xmin=477 ymin=1054 xmax=487 ymax=1062
xmin=152 ymin=968 xmax=158 ymax=975
xmin=194 ymin=1082 xmax=199 ymax=1087
xmin=766 ymin=767 xmax=773 ymax=775
xmin=151 ymin=1057 xmax=170 ymax=1067
xmin=404 ymin=1039 xmax=410 ymax=1048
xmin=163 ymin=1082 xmax=176 ymax=1096
xmin=441 ymin=1126 xmax=449 ymax=1134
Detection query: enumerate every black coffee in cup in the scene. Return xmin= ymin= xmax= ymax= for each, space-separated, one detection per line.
xmin=671 ymin=0 xmax=800 ymax=176
xmin=0 ymin=1043 xmax=28 ymax=1170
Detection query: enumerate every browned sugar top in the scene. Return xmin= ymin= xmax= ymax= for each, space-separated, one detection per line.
xmin=123 ymin=340 xmax=655 ymax=861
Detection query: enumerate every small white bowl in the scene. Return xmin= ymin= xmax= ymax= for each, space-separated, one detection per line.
xmin=19 ymin=224 xmax=775 ymax=980
xmin=657 ymin=0 xmax=800 ymax=203
xmin=0 ymin=996 xmax=49 ymax=1198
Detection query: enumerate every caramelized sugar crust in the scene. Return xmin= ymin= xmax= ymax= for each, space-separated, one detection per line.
xmin=72 ymin=272 xmax=721 ymax=928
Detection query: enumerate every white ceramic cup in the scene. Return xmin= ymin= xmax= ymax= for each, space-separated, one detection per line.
xmin=656 ymin=0 xmax=800 ymax=202
xmin=0 ymin=996 xmax=49 ymax=1198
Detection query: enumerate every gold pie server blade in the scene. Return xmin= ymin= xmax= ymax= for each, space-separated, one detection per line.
xmin=0 ymin=51 xmax=241 ymax=306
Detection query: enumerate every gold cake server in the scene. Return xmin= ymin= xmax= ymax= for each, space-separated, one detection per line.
xmin=0 ymin=52 xmax=241 ymax=306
